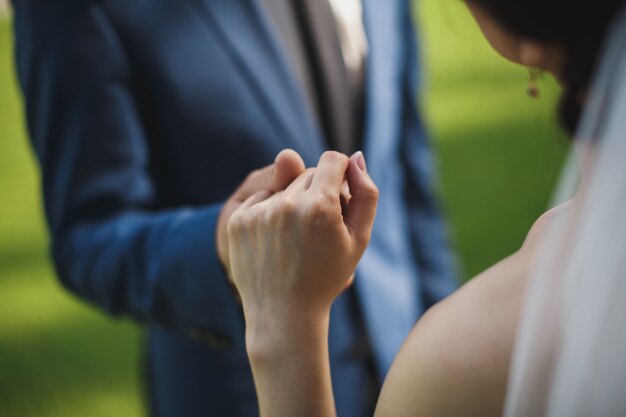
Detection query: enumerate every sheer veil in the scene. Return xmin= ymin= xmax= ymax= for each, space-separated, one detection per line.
xmin=504 ymin=4 xmax=626 ymax=416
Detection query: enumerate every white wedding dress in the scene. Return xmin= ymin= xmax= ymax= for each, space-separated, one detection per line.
xmin=504 ymin=4 xmax=626 ymax=416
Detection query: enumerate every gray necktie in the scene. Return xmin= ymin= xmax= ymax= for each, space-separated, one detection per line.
xmin=293 ymin=0 xmax=355 ymax=154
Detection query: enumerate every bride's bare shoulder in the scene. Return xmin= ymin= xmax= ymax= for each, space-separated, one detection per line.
xmin=375 ymin=254 xmax=527 ymax=417
xmin=375 ymin=204 xmax=571 ymax=417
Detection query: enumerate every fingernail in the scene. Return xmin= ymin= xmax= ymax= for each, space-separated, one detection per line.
xmin=353 ymin=151 xmax=367 ymax=172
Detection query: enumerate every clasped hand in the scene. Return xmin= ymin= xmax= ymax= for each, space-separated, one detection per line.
xmin=225 ymin=150 xmax=379 ymax=345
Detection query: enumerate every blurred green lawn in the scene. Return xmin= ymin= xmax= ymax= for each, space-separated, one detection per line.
xmin=0 ymin=2 xmax=567 ymax=416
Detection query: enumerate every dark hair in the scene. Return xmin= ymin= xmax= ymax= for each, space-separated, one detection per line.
xmin=466 ymin=0 xmax=625 ymax=133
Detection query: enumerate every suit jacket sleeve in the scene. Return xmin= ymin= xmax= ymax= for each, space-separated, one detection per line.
xmin=398 ymin=2 xmax=459 ymax=307
xmin=13 ymin=1 xmax=245 ymax=345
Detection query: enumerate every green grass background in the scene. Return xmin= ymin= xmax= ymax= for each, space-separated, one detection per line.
xmin=0 ymin=1 xmax=568 ymax=416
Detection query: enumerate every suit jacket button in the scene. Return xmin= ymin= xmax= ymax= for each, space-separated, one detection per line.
xmin=190 ymin=328 xmax=234 ymax=349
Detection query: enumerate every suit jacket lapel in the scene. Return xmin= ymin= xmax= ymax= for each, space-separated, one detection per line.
xmin=360 ymin=0 xmax=400 ymax=168
xmin=193 ymin=0 xmax=325 ymax=159
xmin=357 ymin=0 xmax=419 ymax=377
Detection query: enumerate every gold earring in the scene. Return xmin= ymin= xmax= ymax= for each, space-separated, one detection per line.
xmin=527 ymin=68 xmax=543 ymax=98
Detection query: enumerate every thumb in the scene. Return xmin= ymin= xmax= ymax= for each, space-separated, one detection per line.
xmin=345 ymin=152 xmax=379 ymax=248
xmin=271 ymin=149 xmax=306 ymax=192
xmin=234 ymin=149 xmax=305 ymax=202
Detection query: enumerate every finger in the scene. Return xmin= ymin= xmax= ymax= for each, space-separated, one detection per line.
xmin=274 ymin=149 xmax=307 ymax=189
xmin=234 ymin=150 xmax=305 ymax=202
xmin=344 ymin=273 xmax=356 ymax=290
xmin=345 ymin=152 xmax=379 ymax=247
xmin=239 ymin=190 xmax=273 ymax=211
xmin=284 ymin=168 xmax=316 ymax=197
xmin=310 ymin=151 xmax=350 ymax=196
xmin=340 ymin=179 xmax=351 ymax=216
xmin=341 ymin=180 xmax=351 ymax=199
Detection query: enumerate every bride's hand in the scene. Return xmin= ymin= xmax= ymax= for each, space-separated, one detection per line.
xmin=227 ymin=151 xmax=379 ymax=337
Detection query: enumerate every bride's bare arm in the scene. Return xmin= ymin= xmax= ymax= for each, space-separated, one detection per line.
xmin=246 ymin=309 xmax=335 ymax=417
xmin=228 ymin=151 xmax=378 ymax=417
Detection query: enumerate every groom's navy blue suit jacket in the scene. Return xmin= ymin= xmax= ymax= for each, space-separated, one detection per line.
xmin=13 ymin=0 xmax=457 ymax=416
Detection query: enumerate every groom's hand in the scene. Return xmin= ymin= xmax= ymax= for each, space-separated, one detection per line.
xmin=217 ymin=149 xmax=306 ymax=285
